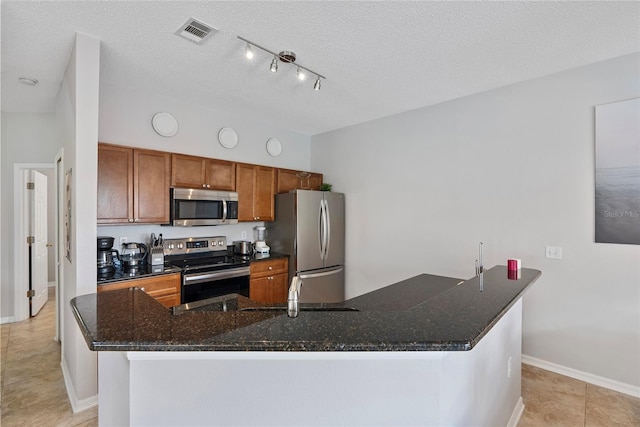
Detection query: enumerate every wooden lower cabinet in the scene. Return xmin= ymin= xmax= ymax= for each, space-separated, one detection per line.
xmin=97 ymin=273 xmax=181 ymax=308
xmin=249 ymin=258 xmax=288 ymax=303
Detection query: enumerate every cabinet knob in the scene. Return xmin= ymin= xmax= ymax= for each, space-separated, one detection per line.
xmin=140 ymin=287 xmax=145 ymax=291
xmin=268 ymin=266 xmax=273 ymax=270
xmin=128 ymin=218 xmax=134 ymax=223
xmin=202 ymin=184 xmax=206 ymax=188
xmin=206 ymin=184 xmax=211 ymax=188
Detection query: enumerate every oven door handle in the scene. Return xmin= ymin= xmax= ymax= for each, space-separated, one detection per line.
xmin=183 ymin=267 xmax=250 ymax=285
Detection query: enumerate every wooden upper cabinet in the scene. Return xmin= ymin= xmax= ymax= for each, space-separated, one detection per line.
xmin=276 ymin=168 xmax=323 ymax=193
xmin=171 ymin=154 xmax=206 ymax=188
xmin=255 ymin=166 xmax=276 ymax=220
xmin=134 ymin=149 xmax=171 ymax=223
xmin=98 ymin=143 xmax=170 ymax=224
xmin=236 ymin=163 xmax=276 ymax=222
xmin=171 ymin=154 xmax=236 ymax=191
xmin=206 ymin=159 xmax=236 ymax=191
xmin=98 ymin=144 xmax=133 ymax=224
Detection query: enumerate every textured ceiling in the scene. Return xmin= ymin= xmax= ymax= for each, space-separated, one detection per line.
xmin=2 ymin=1 xmax=639 ymax=135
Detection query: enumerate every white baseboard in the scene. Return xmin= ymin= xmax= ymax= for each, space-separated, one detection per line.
xmin=61 ymin=357 xmax=99 ymax=413
xmin=506 ymin=396 xmax=525 ymax=427
xmin=1 ymin=316 xmax=16 ymax=324
xmin=522 ymin=354 xmax=640 ymax=399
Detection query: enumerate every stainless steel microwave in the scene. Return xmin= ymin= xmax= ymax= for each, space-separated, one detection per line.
xmin=169 ymin=188 xmax=238 ymax=226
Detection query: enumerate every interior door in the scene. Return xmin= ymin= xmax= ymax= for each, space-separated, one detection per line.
xmin=29 ymin=170 xmax=49 ymax=316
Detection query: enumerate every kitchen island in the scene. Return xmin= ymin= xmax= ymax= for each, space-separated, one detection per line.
xmin=72 ymin=265 xmax=540 ymax=426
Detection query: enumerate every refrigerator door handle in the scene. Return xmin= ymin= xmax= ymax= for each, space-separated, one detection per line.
xmin=298 ymin=267 xmax=344 ymax=280
xmin=324 ymin=198 xmax=331 ymax=261
xmin=318 ymin=200 xmax=325 ymax=260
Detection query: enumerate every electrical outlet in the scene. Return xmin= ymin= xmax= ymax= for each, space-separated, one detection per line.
xmin=120 ymin=237 xmax=128 ymax=246
xmin=545 ymin=246 xmax=562 ymax=259
xmin=241 ymin=231 xmax=247 ymax=240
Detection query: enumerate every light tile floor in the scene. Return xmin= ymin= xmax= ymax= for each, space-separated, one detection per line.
xmin=519 ymin=364 xmax=640 ymax=426
xmin=1 ymin=287 xmax=639 ymax=426
xmin=1 ymin=287 xmax=97 ymax=426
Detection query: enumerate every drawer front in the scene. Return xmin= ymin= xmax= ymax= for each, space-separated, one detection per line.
xmin=250 ymin=258 xmax=288 ymax=276
xmin=98 ymin=273 xmax=181 ymax=296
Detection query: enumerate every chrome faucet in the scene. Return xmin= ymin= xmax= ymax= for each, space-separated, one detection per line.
xmin=475 ymin=242 xmax=484 ymax=292
xmin=287 ymin=276 xmax=303 ymax=318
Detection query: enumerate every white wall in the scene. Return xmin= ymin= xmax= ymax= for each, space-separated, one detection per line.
xmin=57 ymin=32 xmax=100 ymax=410
xmin=311 ymin=53 xmax=640 ymax=389
xmin=1 ymin=112 xmax=58 ymax=320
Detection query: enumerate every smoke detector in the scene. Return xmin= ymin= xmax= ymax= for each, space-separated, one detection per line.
xmin=175 ymin=18 xmax=217 ymax=44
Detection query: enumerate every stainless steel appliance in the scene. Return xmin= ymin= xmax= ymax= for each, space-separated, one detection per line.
xmin=268 ymin=190 xmax=345 ymax=303
xmin=97 ymin=236 xmax=119 ymax=276
xmin=164 ymin=236 xmax=250 ymax=304
xmin=169 ymin=188 xmax=238 ymax=226
xmin=120 ymin=242 xmax=148 ymax=270
xmin=233 ymin=240 xmax=252 ymax=255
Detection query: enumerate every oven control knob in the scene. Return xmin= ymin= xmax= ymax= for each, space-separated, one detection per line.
xmin=177 ymin=243 xmax=184 ymax=249
xmin=167 ymin=243 xmax=175 ymax=249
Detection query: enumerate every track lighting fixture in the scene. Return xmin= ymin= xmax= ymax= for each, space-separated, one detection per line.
xmin=237 ymin=36 xmax=325 ymax=91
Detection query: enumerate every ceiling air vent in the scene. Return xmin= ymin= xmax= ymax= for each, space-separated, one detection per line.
xmin=175 ymin=18 xmax=217 ymax=44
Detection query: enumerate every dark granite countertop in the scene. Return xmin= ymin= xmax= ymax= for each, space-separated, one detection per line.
xmin=72 ymin=265 xmax=540 ymax=352
xmin=233 ymin=251 xmax=289 ymax=263
xmin=97 ymin=264 xmax=182 ymax=285
xmin=97 ymin=251 xmax=288 ymax=286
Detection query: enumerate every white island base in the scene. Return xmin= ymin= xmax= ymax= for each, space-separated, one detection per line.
xmin=99 ymin=300 xmax=524 ymax=427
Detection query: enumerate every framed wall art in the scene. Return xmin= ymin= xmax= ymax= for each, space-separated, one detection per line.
xmin=595 ymin=98 xmax=640 ymax=245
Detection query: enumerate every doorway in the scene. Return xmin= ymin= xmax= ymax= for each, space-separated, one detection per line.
xmin=13 ymin=161 xmax=59 ymax=339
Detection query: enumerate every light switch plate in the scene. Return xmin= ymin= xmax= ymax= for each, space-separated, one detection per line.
xmin=545 ymin=246 xmax=562 ymax=259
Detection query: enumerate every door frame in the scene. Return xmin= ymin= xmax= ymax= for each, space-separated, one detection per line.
xmin=13 ymin=162 xmax=56 ymax=323
xmin=55 ymin=149 xmax=64 ymax=342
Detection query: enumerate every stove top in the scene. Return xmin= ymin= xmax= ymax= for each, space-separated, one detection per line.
xmin=167 ymin=254 xmax=248 ymax=273
xmin=162 ymin=236 xmax=249 ymax=273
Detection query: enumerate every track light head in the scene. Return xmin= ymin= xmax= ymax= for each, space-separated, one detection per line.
xmin=313 ymin=77 xmax=321 ymax=91
xmin=270 ymin=57 xmax=278 ymax=73
xmin=245 ymin=43 xmax=254 ymax=59
xmin=297 ymin=67 xmax=306 ymax=81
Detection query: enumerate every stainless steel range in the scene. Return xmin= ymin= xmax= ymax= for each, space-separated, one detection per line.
xmin=163 ymin=236 xmax=250 ymax=304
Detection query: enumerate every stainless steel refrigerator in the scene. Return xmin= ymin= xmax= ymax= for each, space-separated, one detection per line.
xmin=267 ymin=190 xmax=345 ymax=303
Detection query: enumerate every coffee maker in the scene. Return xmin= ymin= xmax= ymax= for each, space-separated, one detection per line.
xmin=97 ymin=236 xmax=119 ymax=276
